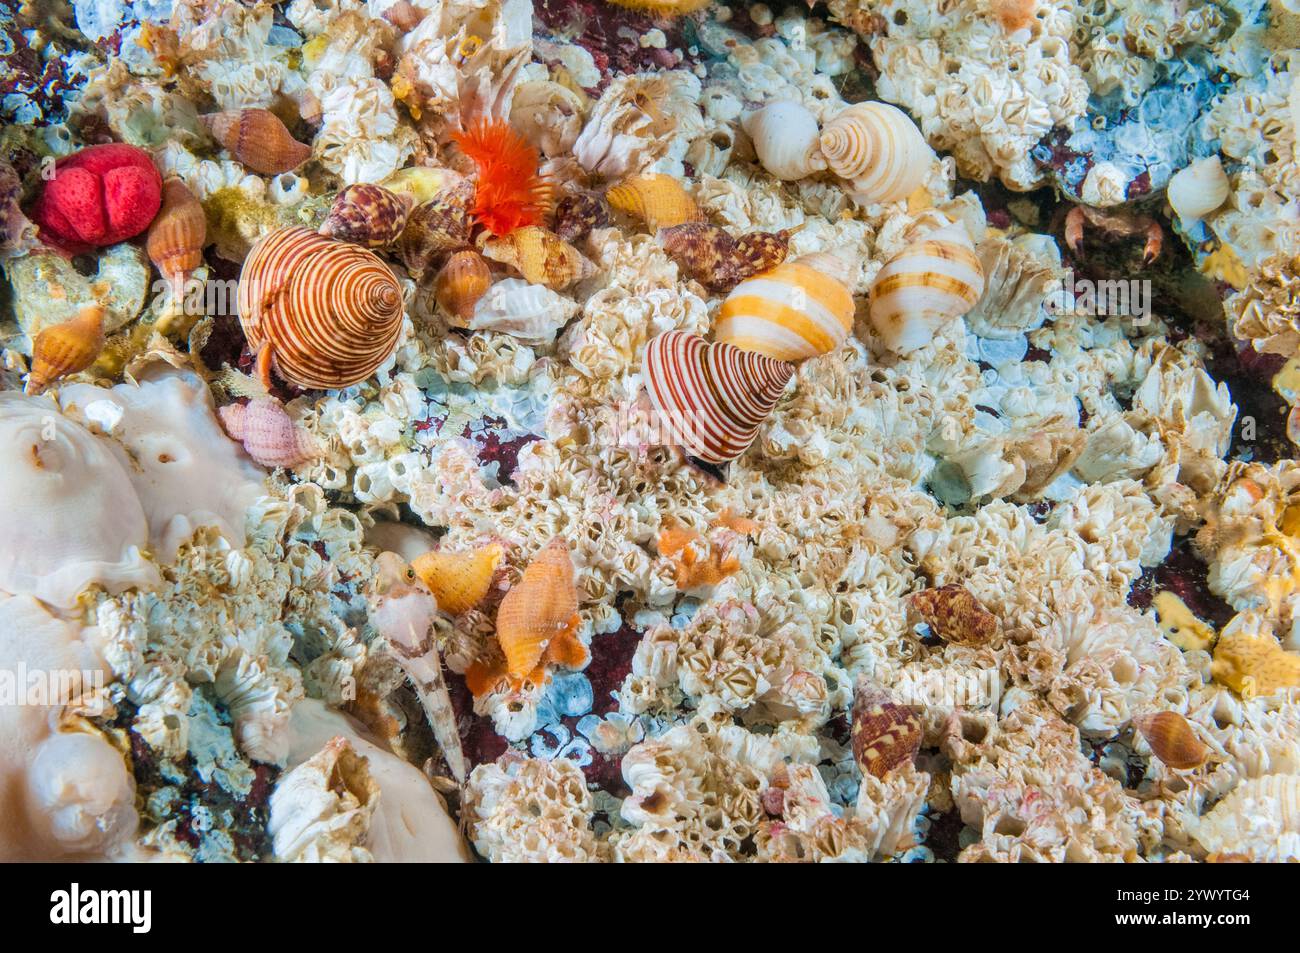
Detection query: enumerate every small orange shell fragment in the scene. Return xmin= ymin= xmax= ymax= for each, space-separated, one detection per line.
xmin=411 ymin=543 xmax=503 ymax=615
xmin=657 ymin=523 xmax=739 ymax=590
xmin=1132 ymin=711 xmax=1211 ymax=770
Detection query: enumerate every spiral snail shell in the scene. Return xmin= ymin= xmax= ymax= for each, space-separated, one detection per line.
xmin=819 ymin=102 xmax=934 ymax=204
xmin=146 ymin=177 xmax=206 ymax=296
xmin=201 ymin=108 xmax=313 ymax=176
xmin=642 ymin=330 xmax=794 ymax=465
xmin=25 ymin=304 xmax=106 ymax=395
xmin=742 ymin=100 xmax=827 ymax=181
xmin=868 ymin=220 xmax=984 ymax=354
xmin=319 ymin=183 xmax=414 ymax=247
xmin=237 ymin=226 xmax=404 ymax=390
xmin=716 ymin=254 xmax=856 ymax=362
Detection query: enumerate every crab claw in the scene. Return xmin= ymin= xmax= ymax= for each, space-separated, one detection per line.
xmin=1142 ymin=221 xmax=1163 ymax=266
xmin=1065 ymin=206 xmax=1086 ymax=256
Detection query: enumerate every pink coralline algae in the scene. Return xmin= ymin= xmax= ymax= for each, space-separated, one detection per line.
xmin=28 ymin=143 xmax=163 ymax=253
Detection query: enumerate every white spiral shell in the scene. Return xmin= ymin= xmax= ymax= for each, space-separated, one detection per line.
xmin=1166 ymin=155 xmax=1230 ymax=223
xmin=742 ymin=100 xmax=827 ymax=181
xmin=819 ymin=101 xmax=934 ymax=203
xmin=868 ymin=221 xmax=985 ymax=354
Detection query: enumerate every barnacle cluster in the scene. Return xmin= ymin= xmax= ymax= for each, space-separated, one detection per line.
xmin=1 ymin=0 xmax=1299 ymax=865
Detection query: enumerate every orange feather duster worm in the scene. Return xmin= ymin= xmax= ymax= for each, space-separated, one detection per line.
xmin=452 ymin=118 xmax=551 ymax=237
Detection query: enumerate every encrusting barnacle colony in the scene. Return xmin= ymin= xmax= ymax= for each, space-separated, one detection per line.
xmin=2 ymin=0 xmax=1300 ymax=869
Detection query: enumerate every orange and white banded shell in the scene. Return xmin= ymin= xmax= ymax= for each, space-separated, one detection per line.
xmin=146 ymin=177 xmax=206 ymax=295
xmin=868 ymin=220 xmax=984 ymax=354
xmin=643 ymin=330 xmax=794 ymax=465
xmin=237 ymin=226 xmax=404 ymax=390
xmin=319 ymin=183 xmax=413 ymax=247
xmin=201 ymin=108 xmax=313 ymax=175
xmin=819 ymin=101 xmax=934 ymax=204
xmin=715 ymin=255 xmax=856 ymax=362
xmin=606 ymin=173 xmax=704 ymax=231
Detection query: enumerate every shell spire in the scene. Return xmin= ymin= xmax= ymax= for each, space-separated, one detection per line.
xmin=642 ymin=330 xmax=794 ymax=464
xmin=819 ymin=101 xmax=934 ymax=204
xmin=237 ymin=226 xmax=405 ymax=390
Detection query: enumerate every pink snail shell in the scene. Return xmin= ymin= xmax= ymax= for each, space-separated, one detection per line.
xmin=219 ymin=398 xmax=321 ymax=468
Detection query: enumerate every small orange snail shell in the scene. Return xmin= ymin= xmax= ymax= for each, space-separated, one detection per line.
xmin=26 ymin=305 xmax=106 ymax=395
xmin=237 ymin=226 xmax=404 ymax=391
xmin=201 ymin=108 xmax=313 ymax=175
xmin=433 ymin=250 xmax=492 ymax=326
xmin=146 ymin=177 xmax=206 ymax=295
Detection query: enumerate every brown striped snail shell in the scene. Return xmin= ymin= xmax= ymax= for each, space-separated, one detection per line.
xmin=434 ymin=249 xmax=492 ymax=326
xmin=552 ymin=190 xmax=611 ymax=243
xmin=397 ymin=179 xmax=476 ymax=282
xmin=851 ymin=679 xmax=922 ymax=780
xmin=657 ymin=222 xmax=796 ymax=293
xmin=319 ymin=184 xmax=414 ymax=248
xmin=237 ymin=226 xmax=404 ymax=391
xmin=26 ymin=304 xmax=106 ymax=395
xmin=201 ymin=108 xmax=313 ymax=175
xmin=642 ymin=329 xmax=794 ymax=465
xmin=146 ymin=177 xmax=206 ymax=296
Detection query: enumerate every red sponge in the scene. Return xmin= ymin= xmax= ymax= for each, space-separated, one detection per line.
xmin=29 ymin=143 xmax=163 ymax=253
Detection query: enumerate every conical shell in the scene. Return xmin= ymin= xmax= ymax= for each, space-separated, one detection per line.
xmin=412 ymin=543 xmax=503 ymax=615
xmin=494 ymin=538 xmax=583 ymax=683
xmin=396 ymin=180 xmax=476 ymax=282
xmin=237 ymin=226 xmax=404 ymax=390
xmin=742 ymin=99 xmax=827 ymax=180
xmin=434 ymin=250 xmax=492 ymax=326
xmin=320 ymin=184 xmax=414 ymax=247
xmin=26 ymin=304 xmax=106 ymax=395
xmin=851 ymin=680 xmax=922 ymax=780
xmin=146 ymin=177 xmax=206 ymax=295
xmin=642 ymin=329 xmax=794 ymax=464
xmin=819 ymin=101 xmax=934 ymax=203
xmin=478 ymin=225 xmax=592 ymax=291
xmin=715 ymin=255 xmax=855 ymax=362
xmin=606 ymin=173 xmax=704 ymax=231
xmin=201 ymin=108 xmax=313 ymax=175
xmin=1132 ymin=711 xmax=1211 ymax=770
xmin=218 ymin=398 xmax=321 ymax=468
xmin=868 ymin=220 xmax=984 ymax=354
